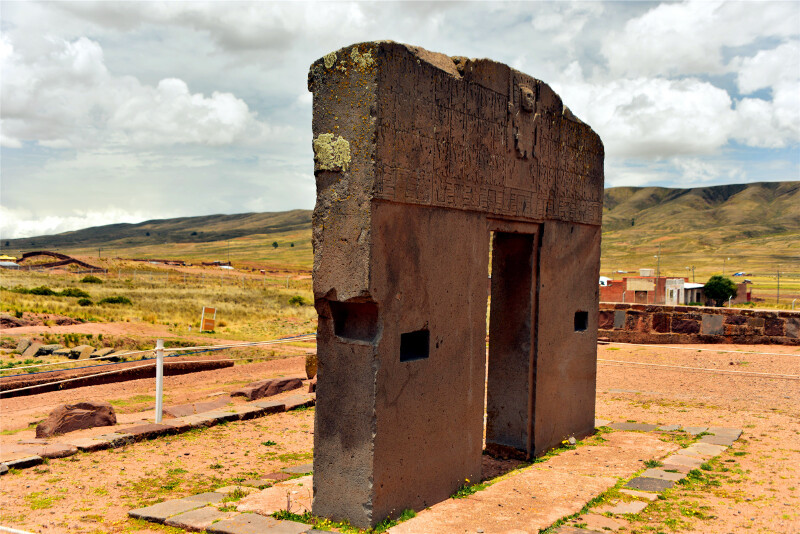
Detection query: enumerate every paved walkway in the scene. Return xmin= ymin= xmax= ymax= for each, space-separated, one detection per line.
xmin=126 ymin=420 xmax=742 ymax=533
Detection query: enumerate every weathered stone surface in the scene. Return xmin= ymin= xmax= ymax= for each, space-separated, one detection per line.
xmin=625 ymin=477 xmax=674 ymax=491
xmin=663 ymin=454 xmax=704 ymax=469
xmin=236 ymin=475 xmax=313 ymax=516
xmin=594 ymin=418 xmax=611 ymax=427
xmin=184 ymin=492 xmax=225 ymax=504
xmin=613 ymin=310 xmax=627 ymax=329
xmin=765 ymin=318 xmax=784 ymax=336
xmin=671 ymin=318 xmax=700 ymax=334
xmin=213 ymin=486 xmax=259 ymax=495
xmin=53 ymin=348 xmax=72 ymax=357
xmin=22 ymin=342 xmax=42 ymax=359
xmin=36 ymin=401 xmax=116 ymax=438
xmin=0 ymin=464 xmax=8 ymax=475
xmin=574 ymin=514 xmax=627 ymax=532
xmin=698 ymin=433 xmax=736 ymax=446
xmin=660 ymin=462 xmax=692 ymax=474
xmin=608 ymin=422 xmax=658 ymax=432
xmin=64 ymin=437 xmax=111 ymax=452
xmin=310 ymin=41 xmax=603 ymax=528
xmin=14 ymin=338 xmax=31 ymax=353
xmin=4 ymin=442 xmax=78 ymax=460
xmin=239 ymin=478 xmax=277 ymax=488
xmin=305 ymin=352 xmax=318 ymax=379
xmin=657 ymin=424 xmax=681 ymax=431
xmin=307 ymin=376 xmax=317 ymax=393
xmin=786 ymin=318 xmax=800 ymax=339
xmin=251 ymin=400 xmax=287 ymax=413
xmin=652 ymin=313 xmax=671 ymax=333
xmin=682 ymin=426 xmax=708 ymax=435
xmin=129 ymin=499 xmax=207 ymax=523
xmin=164 ymin=506 xmax=238 ymax=531
xmin=231 ymin=378 xmax=304 ymax=401
xmin=119 ymin=423 xmax=175 ymax=440
xmin=207 ymin=514 xmax=307 ymax=534
xmin=707 ymin=426 xmax=742 ymax=439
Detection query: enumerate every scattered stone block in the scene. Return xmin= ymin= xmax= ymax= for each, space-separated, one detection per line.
xmin=53 ymin=348 xmax=72 ymax=357
xmin=14 ymin=338 xmax=31 ymax=353
xmin=91 ymin=347 xmax=114 ymax=359
xmin=282 ymin=463 xmax=313 ymax=474
xmin=231 ymin=378 xmax=304 ymax=401
xmin=37 ymin=344 xmax=63 ymax=356
xmin=106 ymin=351 xmax=128 ymax=362
xmin=1 ymin=456 xmax=43 ymax=470
xmin=308 ymin=376 xmax=316 ymax=393
xmin=640 ymin=468 xmax=685 ymax=481
xmin=36 ymin=401 xmax=116 ymax=438
xmin=595 ymin=499 xmax=648 ymax=515
xmin=619 ymin=489 xmax=658 ymax=501
xmin=608 ymin=422 xmax=658 ymax=432
xmin=207 ymin=514 xmax=307 ymax=534
xmin=129 ymin=498 xmax=208 ymax=523
xmin=164 ymin=506 xmax=238 ymax=531
xmin=0 ymin=464 xmax=8 ymax=475
xmin=625 ymin=477 xmax=674 ymax=492
xmin=68 ymin=345 xmax=95 ymax=359
xmin=305 ymin=352 xmax=317 ymax=379
xmin=22 ymin=342 xmax=42 ymax=359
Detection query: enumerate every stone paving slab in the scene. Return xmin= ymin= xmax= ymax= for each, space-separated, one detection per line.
xmin=251 ymin=400 xmax=287 ymax=413
xmin=662 ymin=453 xmax=704 ymax=468
xmin=594 ymin=418 xmax=611 ymax=427
xmin=198 ymin=411 xmax=241 ymax=425
xmin=163 ymin=397 xmax=232 ymax=418
xmin=206 ymin=513 xmax=308 ymax=534
xmin=557 ymin=528 xmax=597 ymax=534
xmin=160 ymin=417 xmax=196 ymax=432
xmin=619 ymin=488 xmax=658 ymax=501
xmin=129 ymin=498 xmax=208 ymax=523
xmin=239 ymin=477 xmax=278 ymax=488
xmin=608 ymin=422 xmax=658 ymax=432
xmin=232 ymin=405 xmax=268 ymax=420
xmin=117 ymin=423 xmax=176 ymax=440
xmin=164 ymin=506 xmax=238 ymax=531
xmin=283 ymin=393 xmax=315 ymax=411
xmin=698 ymin=433 xmax=737 ymax=446
xmin=576 ymin=513 xmax=627 ymax=531
xmin=1 ymin=442 xmax=77 ymax=461
xmin=64 ymin=437 xmax=111 ymax=452
xmin=625 ymin=477 xmax=674 ymax=492
xmin=595 ymin=499 xmax=648 ymax=515
xmin=0 ymin=464 xmax=8 ymax=475
xmin=184 ymin=492 xmax=225 ymax=504
xmin=707 ymin=426 xmax=742 ymax=439
xmin=236 ymin=475 xmax=313 ymax=516
xmin=657 ymin=424 xmax=681 ymax=431
xmin=640 ymin=468 xmax=685 ymax=481
xmin=661 ymin=462 xmax=693 ymax=474
xmin=681 ymin=442 xmax=727 ymax=458
xmin=214 ymin=485 xmax=260 ymax=495
xmin=1 ymin=455 xmax=43 ymax=470
xmin=92 ymin=433 xmax=134 ymax=447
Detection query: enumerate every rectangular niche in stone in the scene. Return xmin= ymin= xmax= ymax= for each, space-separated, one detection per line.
xmin=309 ymin=41 xmax=604 ymax=528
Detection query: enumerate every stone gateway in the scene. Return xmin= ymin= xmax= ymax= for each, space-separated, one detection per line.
xmin=309 ymin=41 xmax=604 ymax=527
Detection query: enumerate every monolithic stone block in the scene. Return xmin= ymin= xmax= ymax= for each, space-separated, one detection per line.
xmin=701 ymin=314 xmax=724 ymax=335
xmin=614 ymin=310 xmax=626 ymax=329
xmin=309 ymin=41 xmax=603 ymax=528
xmin=671 ymin=318 xmax=700 ymax=334
xmin=765 ymin=318 xmax=784 ymax=336
xmin=36 ymin=401 xmax=116 ymax=438
xmin=652 ymin=313 xmax=671 ymax=333
xmin=231 ymin=378 xmax=303 ymax=401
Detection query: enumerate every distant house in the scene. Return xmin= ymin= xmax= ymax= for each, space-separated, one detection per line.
xmin=600 ymin=271 xmax=695 ymax=305
xmin=0 ymin=261 xmax=20 ymax=270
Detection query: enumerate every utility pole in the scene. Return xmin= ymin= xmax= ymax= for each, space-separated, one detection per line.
xmin=777 ymin=267 xmax=781 ymax=305
xmin=654 ymin=244 xmax=661 ymax=304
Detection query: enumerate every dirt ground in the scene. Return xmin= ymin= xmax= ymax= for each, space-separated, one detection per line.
xmin=0 ymin=342 xmax=798 ymax=533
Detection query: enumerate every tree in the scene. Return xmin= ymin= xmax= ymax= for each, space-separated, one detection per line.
xmin=704 ymin=275 xmax=737 ymax=306
xmin=272 ymin=241 xmax=279 ymax=248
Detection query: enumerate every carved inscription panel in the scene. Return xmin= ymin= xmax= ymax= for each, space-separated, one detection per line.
xmin=373 ymin=49 xmax=603 ymax=226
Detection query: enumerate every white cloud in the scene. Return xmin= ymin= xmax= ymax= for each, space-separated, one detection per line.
xmin=602 ymin=0 xmax=799 ymax=77
xmin=0 ymin=35 xmax=268 ymax=149
xmin=0 ymin=205 xmax=148 ymax=240
xmin=555 ymin=68 xmax=736 ymax=158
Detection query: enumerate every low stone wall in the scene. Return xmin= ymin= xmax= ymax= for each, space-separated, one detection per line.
xmin=599 ymin=303 xmax=800 ymax=345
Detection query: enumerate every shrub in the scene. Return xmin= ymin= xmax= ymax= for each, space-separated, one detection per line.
xmin=98 ymin=296 xmax=132 ymax=305
xmin=288 ymin=295 xmax=308 ymax=306
xmin=60 ymin=288 xmax=90 ymax=298
xmin=80 ymin=275 xmax=103 ymax=284
xmin=14 ymin=310 xmax=23 ymax=319
xmin=272 ymin=241 xmax=279 ymax=248
xmin=704 ymin=275 xmax=737 ymax=307
xmin=29 ymin=286 xmax=56 ymax=296
xmin=77 ymin=298 xmax=93 ymax=307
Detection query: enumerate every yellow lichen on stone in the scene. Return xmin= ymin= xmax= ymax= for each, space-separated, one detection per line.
xmin=313 ymin=133 xmax=351 ymax=172
xmin=350 ymin=47 xmax=374 ymax=70
xmin=324 ymin=52 xmax=337 ymax=69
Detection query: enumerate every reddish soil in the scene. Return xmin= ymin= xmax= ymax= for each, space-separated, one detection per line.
xmin=0 ymin=343 xmax=797 ymax=533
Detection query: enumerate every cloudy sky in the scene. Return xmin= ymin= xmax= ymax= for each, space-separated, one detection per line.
xmin=2 ymin=1 xmax=799 ymax=238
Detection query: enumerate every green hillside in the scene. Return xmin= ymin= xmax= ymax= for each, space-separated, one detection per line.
xmin=3 ymin=181 xmax=798 ymax=276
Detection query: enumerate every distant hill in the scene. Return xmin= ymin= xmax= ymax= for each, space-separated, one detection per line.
xmin=3 ymin=181 xmax=798 ymax=274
